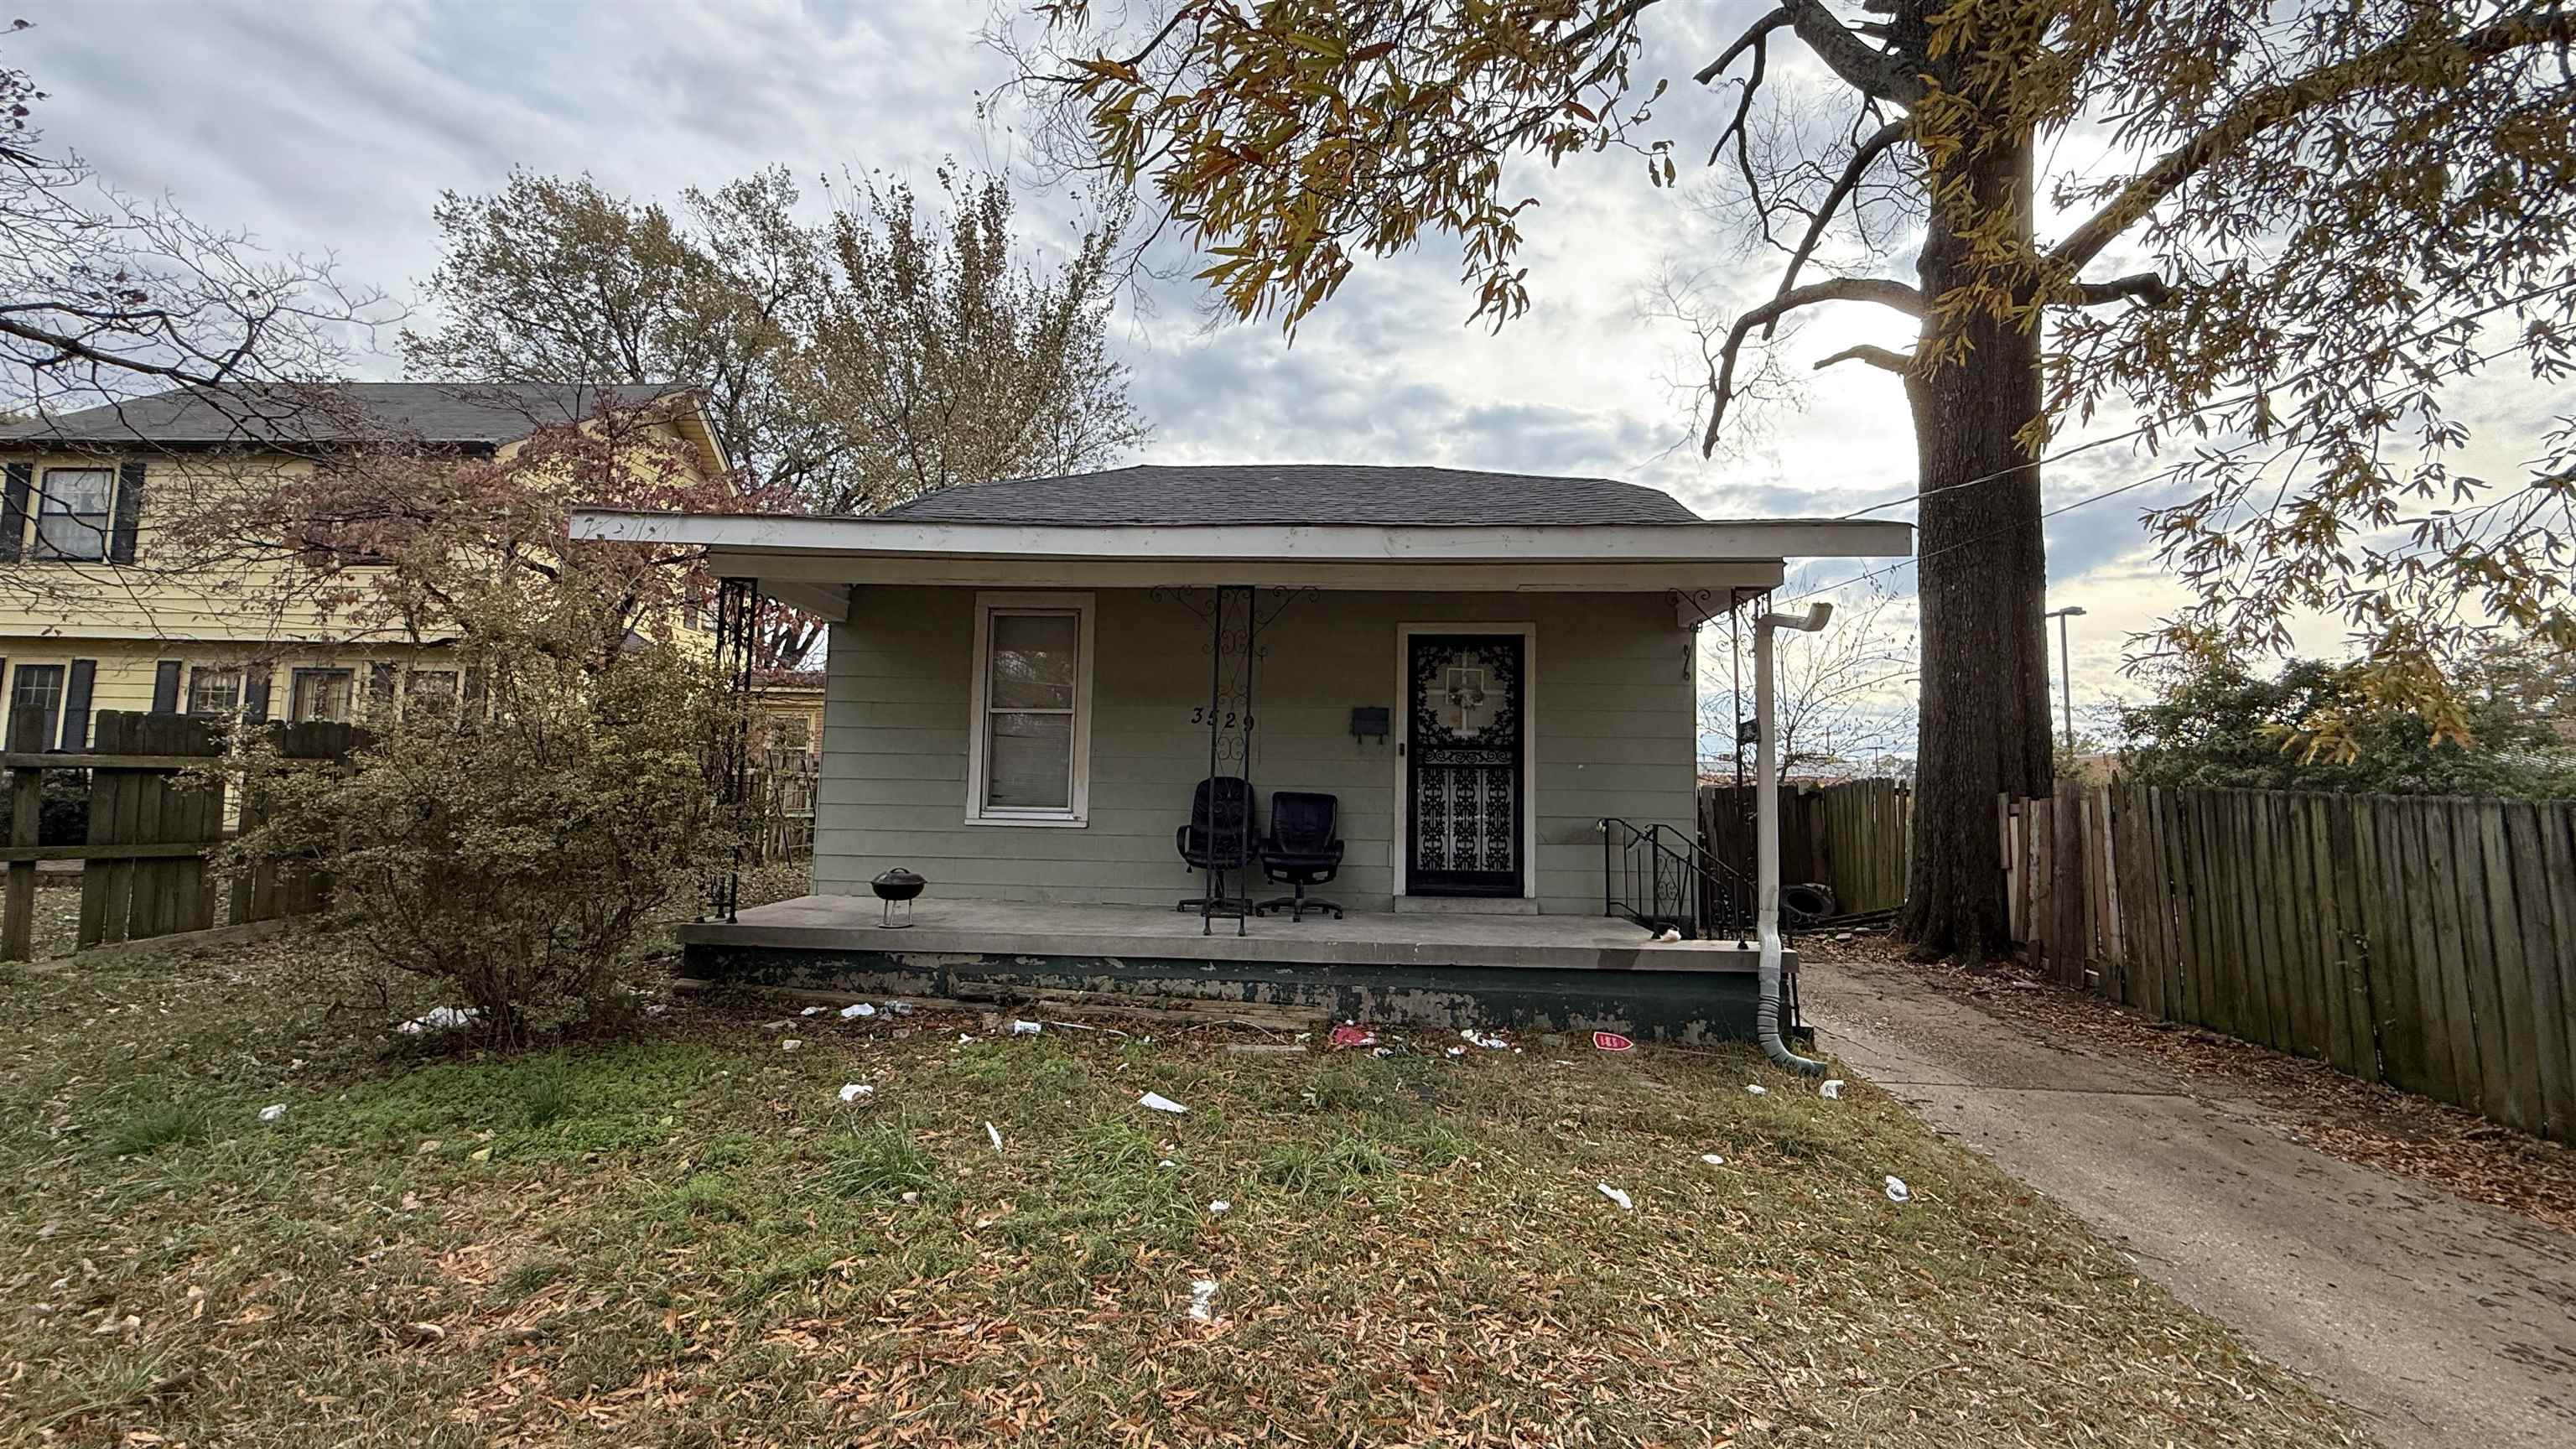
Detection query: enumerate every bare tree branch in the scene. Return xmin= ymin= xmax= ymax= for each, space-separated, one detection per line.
xmin=1766 ymin=117 xmax=1909 ymax=336
xmin=1701 ymin=276 xmax=1926 ymax=450
xmin=1780 ymin=0 xmax=1924 ymax=107
xmin=1695 ymin=8 xmax=1789 ymax=86
xmin=1815 ymin=343 xmax=1914 ymax=373
xmin=2066 ymin=272 xmax=2172 ymax=308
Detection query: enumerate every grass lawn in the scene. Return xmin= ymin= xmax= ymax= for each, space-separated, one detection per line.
xmin=0 ymin=932 xmax=2370 ymax=1447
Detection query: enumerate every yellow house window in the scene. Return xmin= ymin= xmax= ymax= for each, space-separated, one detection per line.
xmin=187 ymin=667 xmax=245 ymax=716
xmin=34 ymin=467 xmax=112 ymax=561
xmin=289 ymin=667 xmax=355 ymax=723
xmin=408 ymin=670 xmax=460 ymax=718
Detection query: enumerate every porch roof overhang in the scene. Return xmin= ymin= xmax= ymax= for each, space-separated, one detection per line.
xmin=568 ymin=507 xmax=1913 ymax=622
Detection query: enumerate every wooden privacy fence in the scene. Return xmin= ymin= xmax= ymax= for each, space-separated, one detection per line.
xmin=2004 ymin=782 xmax=2576 ymax=1142
xmin=1701 ymin=776 xmax=1913 ymax=915
xmin=2 ymin=708 xmax=356 ymax=958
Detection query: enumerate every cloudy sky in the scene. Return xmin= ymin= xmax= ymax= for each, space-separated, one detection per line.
xmin=16 ymin=0 xmax=2544 ymax=748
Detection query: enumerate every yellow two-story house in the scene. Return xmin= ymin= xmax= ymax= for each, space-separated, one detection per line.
xmin=0 ymin=382 xmax=731 ymax=749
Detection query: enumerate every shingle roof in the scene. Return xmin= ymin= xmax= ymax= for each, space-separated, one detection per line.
xmin=0 ymin=382 xmax=691 ymax=448
xmin=877 ymin=464 xmax=1703 ymax=527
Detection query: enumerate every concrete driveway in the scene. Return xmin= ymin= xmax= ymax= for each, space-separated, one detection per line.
xmin=1802 ymin=952 xmax=2576 ymax=1449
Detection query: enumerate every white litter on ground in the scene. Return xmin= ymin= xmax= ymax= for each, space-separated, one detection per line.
xmin=1187 ymin=1278 xmax=1221 ymax=1322
xmin=1745 ymin=1083 xmax=1768 ymax=1095
xmin=1884 ymin=1175 xmax=1912 ymax=1205
xmin=985 ymin=1121 xmax=1005 ymax=1155
xmin=781 ymin=1039 xmax=803 ymax=1052
xmin=840 ymin=1003 xmax=875 ymax=1019
xmin=1010 ymin=1020 xmax=1042 ymax=1036
xmin=838 ymin=1083 xmax=872 ymax=1103
xmin=957 ymin=1033 xmax=975 ymax=1045
xmin=1820 ymin=1078 xmax=1846 ymax=1099
xmin=1138 ymin=1092 xmax=1188 ymax=1114
xmin=1158 ymin=1158 xmax=1177 ymax=1170
xmin=1701 ymin=1153 xmax=1726 ymax=1166
xmin=397 ymin=1006 xmax=479 ymax=1036
xmin=1596 ymin=1183 xmax=1633 ymax=1211
xmin=801 ymin=1006 xmax=827 ymax=1016
xmin=1458 ymin=1029 xmax=1509 ymax=1050
xmin=1207 ymin=1199 xmax=1230 ymax=1215
xmin=1653 ymin=927 xmax=1682 ymax=943
xmin=257 ymin=1104 xmax=288 ymax=1123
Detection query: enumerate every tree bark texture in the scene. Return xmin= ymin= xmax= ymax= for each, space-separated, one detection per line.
xmin=1895 ymin=132 xmax=2056 ymax=958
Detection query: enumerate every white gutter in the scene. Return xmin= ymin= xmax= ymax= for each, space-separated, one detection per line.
xmin=1755 ymin=600 xmax=1834 ymax=1076
xmin=568 ymin=506 xmax=1914 ymax=564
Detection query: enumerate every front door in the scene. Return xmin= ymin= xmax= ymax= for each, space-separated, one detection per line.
xmin=1405 ymin=632 xmax=1525 ymax=896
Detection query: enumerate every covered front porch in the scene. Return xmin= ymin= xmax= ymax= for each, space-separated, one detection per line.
xmin=677 ymin=894 xmax=1795 ymax=1042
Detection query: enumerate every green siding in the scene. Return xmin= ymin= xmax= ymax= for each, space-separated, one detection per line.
xmin=814 ymin=587 xmax=1697 ymax=913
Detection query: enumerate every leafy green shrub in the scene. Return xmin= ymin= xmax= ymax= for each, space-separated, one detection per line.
xmin=2116 ymin=648 xmax=2576 ymax=797
xmin=223 ymin=585 xmax=736 ymax=1046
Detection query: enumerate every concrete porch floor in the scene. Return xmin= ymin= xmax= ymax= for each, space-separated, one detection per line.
xmin=678 ymin=894 xmax=1767 ymax=974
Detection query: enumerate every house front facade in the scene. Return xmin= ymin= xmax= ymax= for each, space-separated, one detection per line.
xmin=0 ymin=382 xmax=729 ymax=749
xmin=575 ymin=465 xmax=1910 ymax=1041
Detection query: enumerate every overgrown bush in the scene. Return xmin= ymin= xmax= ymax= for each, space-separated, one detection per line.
xmin=2116 ymin=647 xmax=2576 ymax=797
xmin=224 ymin=587 xmax=737 ymax=1046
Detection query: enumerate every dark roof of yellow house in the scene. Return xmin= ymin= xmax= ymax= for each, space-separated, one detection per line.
xmin=0 ymin=382 xmax=692 ymax=449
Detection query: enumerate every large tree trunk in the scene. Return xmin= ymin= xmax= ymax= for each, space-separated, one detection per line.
xmin=1893 ymin=132 xmax=2055 ymax=959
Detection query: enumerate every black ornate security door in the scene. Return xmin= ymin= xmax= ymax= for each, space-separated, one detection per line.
xmin=1405 ymin=632 xmax=1524 ymax=896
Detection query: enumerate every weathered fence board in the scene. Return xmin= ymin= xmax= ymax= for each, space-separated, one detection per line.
xmin=2004 ymin=781 xmax=2576 ymax=1143
xmin=1699 ymin=777 xmax=1912 ymax=917
xmin=0 ymin=709 xmax=356 ymax=959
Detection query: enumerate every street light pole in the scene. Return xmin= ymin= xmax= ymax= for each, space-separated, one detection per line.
xmin=2044 ymin=605 xmax=2087 ymax=752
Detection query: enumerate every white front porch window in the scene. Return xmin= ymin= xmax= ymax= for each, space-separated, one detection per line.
xmin=966 ymin=592 xmax=1093 ymax=826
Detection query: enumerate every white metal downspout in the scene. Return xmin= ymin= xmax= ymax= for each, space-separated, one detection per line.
xmin=1756 ymin=601 xmax=1833 ymax=1075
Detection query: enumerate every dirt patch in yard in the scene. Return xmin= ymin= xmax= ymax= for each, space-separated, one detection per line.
xmin=1800 ymin=931 xmax=2576 ymax=1235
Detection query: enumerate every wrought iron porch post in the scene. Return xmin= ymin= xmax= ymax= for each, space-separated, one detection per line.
xmin=709 ymin=576 xmax=757 ymax=923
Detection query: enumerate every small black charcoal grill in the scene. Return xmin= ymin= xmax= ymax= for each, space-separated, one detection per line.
xmin=871 ymin=868 xmax=926 ymax=928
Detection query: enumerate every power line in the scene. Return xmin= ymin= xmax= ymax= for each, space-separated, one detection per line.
xmin=1781 ymin=338 xmax=2540 ymax=608
xmin=1827 ymin=277 xmax=2576 ymax=523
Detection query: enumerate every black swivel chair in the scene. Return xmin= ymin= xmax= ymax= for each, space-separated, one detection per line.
xmin=1176 ymin=776 xmax=1258 ymax=933
xmin=1255 ymin=791 xmax=1344 ymax=922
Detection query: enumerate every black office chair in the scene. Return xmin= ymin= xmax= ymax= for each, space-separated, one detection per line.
xmin=1176 ymin=776 xmax=1258 ymax=933
xmin=1255 ymin=790 xmax=1344 ymax=922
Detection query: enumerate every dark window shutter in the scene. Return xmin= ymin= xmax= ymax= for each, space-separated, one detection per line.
xmin=109 ymin=460 xmax=146 ymax=564
xmin=152 ymin=660 xmax=183 ymax=714
xmin=0 ymin=462 xmax=29 ymax=564
xmin=244 ymin=665 xmax=273 ymax=721
xmin=60 ymin=659 xmax=96 ymax=751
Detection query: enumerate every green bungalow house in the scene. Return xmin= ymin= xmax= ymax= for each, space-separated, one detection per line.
xmin=571 ymin=465 xmax=1908 ymax=1042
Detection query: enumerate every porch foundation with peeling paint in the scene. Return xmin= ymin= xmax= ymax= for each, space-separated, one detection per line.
xmin=574 ymin=465 xmax=1909 ymax=1042
xmin=678 ymin=896 xmax=1795 ymax=1041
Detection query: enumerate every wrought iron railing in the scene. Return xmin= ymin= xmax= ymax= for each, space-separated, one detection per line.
xmin=1599 ymin=818 xmax=1755 ymax=942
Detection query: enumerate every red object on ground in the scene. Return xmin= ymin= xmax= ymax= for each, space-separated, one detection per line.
xmin=1592 ymin=1031 xmax=1634 ymax=1053
xmin=1329 ymin=1024 xmax=1379 ymax=1050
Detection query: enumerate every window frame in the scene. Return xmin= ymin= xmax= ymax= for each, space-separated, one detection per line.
xmin=31 ymin=465 xmax=113 ymax=562
xmin=963 ymin=590 xmax=1094 ymax=828
xmin=185 ymin=664 xmax=247 ymax=718
xmin=288 ymin=667 xmax=356 ymax=724
xmin=405 ymin=668 xmax=461 ymax=720
xmin=8 ymin=662 xmax=65 ymax=749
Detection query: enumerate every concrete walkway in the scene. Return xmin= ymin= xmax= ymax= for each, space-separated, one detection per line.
xmin=1802 ymin=953 xmax=2576 ymax=1449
